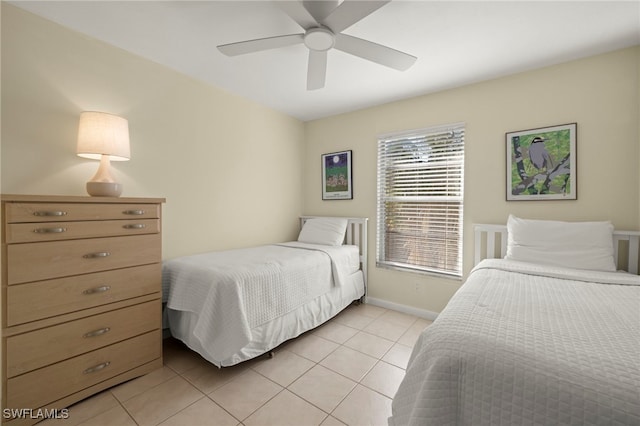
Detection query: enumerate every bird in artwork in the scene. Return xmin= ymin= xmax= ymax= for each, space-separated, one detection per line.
xmin=528 ymin=137 xmax=553 ymax=171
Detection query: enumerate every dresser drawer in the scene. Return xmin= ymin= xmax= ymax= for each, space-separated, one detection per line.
xmin=7 ymin=301 xmax=159 ymax=377
xmin=7 ymin=234 xmax=161 ymax=284
xmin=5 ymin=202 xmax=160 ymax=223
xmin=7 ymin=264 xmax=160 ymax=326
xmin=5 ymin=219 xmax=160 ymax=243
xmin=7 ymin=330 xmax=161 ymax=410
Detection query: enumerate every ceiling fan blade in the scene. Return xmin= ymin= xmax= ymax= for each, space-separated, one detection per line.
xmin=218 ymin=34 xmax=304 ymax=56
xmin=307 ymin=50 xmax=327 ymax=90
xmin=322 ymin=0 xmax=390 ymax=33
xmin=273 ymin=1 xmax=318 ymax=30
xmin=334 ymin=33 xmax=416 ymax=71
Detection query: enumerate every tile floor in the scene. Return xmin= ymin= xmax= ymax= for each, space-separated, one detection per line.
xmin=42 ymin=303 xmax=432 ymax=426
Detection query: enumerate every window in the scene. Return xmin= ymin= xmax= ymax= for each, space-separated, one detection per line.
xmin=376 ymin=123 xmax=465 ymax=278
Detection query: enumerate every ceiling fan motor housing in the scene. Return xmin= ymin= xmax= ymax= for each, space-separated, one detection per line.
xmin=304 ymin=27 xmax=335 ymax=51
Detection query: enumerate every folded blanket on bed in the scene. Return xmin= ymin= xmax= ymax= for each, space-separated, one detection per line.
xmin=275 ymin=241 xmax=360 ymax=287
xmin=473 ymin=258 xmax=640 ymax=286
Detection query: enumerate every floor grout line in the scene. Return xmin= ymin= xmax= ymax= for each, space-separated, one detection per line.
xmin=65 ymin=304 xmax=428 ymax=426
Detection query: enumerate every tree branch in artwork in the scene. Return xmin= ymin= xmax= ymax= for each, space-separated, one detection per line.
xmin=544 ymin=153 xmax=571 ymax=194
xmin=512 ymin=136 xmax=528 ymax=182
xmin=512 ymin=152 xmax=571 ymax=196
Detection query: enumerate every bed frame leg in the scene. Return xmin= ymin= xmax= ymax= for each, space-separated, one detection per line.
xmin=268 ymin=351 xmax=275 ymax=359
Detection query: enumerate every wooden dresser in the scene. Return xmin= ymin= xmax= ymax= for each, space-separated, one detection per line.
xmin=1 ymin=194 xmax=165 ymax=425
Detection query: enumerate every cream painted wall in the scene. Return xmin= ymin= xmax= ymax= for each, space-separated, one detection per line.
xmin=304 ymin=46 xmax=640 ymax=314
xmin=1 ymin=4 xmax=305 ymax=259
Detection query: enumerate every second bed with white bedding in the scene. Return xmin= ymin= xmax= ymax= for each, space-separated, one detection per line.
xmin=390 ymin=258 xmax=640 ymax=425
xmin=390 ymin=217 xmax=640 ymax=425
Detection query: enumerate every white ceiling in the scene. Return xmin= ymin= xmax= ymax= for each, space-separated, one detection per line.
xmin=10 ymin=1 xmax=640 ymax=121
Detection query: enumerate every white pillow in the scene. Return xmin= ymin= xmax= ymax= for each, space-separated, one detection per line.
xmin=298 ymin=217 xmax=348 ymax=246
xmin=505 ymin=215 xmax=616 ymax=272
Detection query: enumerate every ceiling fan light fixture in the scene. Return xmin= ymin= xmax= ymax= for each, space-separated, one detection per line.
xmin=304 ymin=27 xmax=335 ymax=51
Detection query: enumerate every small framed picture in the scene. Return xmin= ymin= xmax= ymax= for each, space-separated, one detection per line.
xmin=322 ymin=150 xmax=353 ymax=200
xmin=506 ymin=123 xmax=577 ymax=201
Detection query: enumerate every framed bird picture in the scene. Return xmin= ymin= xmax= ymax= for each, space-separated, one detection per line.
xmin=506 ymin=123 xmax=577 ymax=201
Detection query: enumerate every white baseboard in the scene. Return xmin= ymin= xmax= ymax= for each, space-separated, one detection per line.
xmin=365 ymin=297 xmax=439 ymax=321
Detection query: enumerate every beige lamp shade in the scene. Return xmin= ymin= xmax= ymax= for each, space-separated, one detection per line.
xmin=77 ymin=111 xmax=130 ymax=160
xmin=76 ymin=111 xmax=131 ymax=197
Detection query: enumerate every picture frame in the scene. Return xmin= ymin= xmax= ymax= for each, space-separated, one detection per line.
xmin=506 ymin=123 xmax=577 ymax=201
xmin=322 ymin=150 xmax=353 ymax=200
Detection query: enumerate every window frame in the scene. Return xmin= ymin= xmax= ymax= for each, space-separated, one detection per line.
xmin=376 ymin=123 xmax=465 ymax=279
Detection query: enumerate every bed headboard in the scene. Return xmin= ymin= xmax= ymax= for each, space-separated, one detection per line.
xmin=474 ymin=224 xmax=640 ymax=274
xmin=300 ymin=216 xmax=369 ymax=285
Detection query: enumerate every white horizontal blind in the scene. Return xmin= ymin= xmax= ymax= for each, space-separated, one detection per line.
xmin=376 ymin=123 xmax=465 ymax=278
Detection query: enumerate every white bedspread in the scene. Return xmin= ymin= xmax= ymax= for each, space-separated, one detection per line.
xmin=163 ymin=242 xmax=359 ymax=363
xmin=390 ymin=259 xmax=640 ymax=426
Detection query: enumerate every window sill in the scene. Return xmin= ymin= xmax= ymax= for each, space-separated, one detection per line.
xmin=376 ymin=261 xmax=462 ymax=281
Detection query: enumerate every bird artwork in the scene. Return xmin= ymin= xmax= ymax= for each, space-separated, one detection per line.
xmin=508 ymin=124 xmax=576 ymax=200
xmin=528 ymin=136 xmax=553 ymax=172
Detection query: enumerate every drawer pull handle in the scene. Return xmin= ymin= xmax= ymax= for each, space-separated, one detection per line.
xmin=83 ymin=252 xmax=111 ymax=259
xmin=34 ymin=227 xmax=67 ymax=234
xmin=123 ymin=223 xmax=146 ymax=229
xmin=82 ymin=285 xmax=111 ymax=295
xmin=83 ymin=327 xmax=111 ymax=338
xmin=33 ymin=210 xmax=67 ymax=217
xmin=83 ymin=362 xmax=110 ymax=374
xmin=123 ymin=209 xmax=145 ymax=215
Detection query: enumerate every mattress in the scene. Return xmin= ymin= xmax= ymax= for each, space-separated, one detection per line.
xmin=390 ymin=259 xmax=640 ymax=426
xmin=163 ymin=242 xmax=363 ymax=366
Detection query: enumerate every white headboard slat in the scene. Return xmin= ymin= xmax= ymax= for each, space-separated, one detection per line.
xmin=630 ymin=236 xmax=639 ymax=274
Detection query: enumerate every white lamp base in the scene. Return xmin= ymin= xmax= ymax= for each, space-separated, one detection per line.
xmin=86 ymin=181 xmax=123 ymax=197
xmin=85 ymin=155 xmax=124 ymax=197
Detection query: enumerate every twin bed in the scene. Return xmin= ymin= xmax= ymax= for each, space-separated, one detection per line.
xmin=390 ymin=216 xmax=640 ymax=425
xmin=162 ymin=216 xmax=367 ymax=367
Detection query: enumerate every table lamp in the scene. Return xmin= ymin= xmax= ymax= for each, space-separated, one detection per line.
xmin=76 ymin=111 xmax=130 ymax=197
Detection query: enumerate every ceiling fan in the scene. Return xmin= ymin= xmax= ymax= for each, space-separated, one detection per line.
xmin=217 ymin=0 xmax=417 ymax=90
